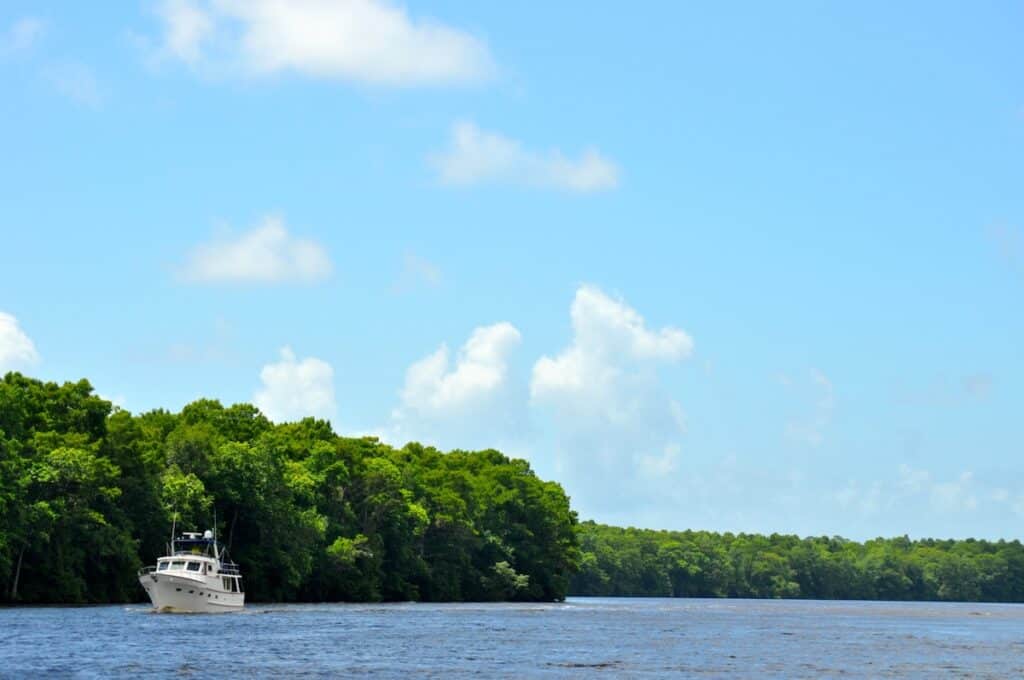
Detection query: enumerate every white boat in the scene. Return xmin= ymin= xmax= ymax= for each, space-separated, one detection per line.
xmin=138 ymin=530 xmax=245 ymax=613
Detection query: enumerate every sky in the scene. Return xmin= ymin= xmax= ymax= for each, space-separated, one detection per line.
xmin=1 ymin=1 xmax=1023 ymax=541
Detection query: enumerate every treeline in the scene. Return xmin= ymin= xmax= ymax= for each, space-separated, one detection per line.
xmin=0 ymin=373 xmax=578 ymax=604
xmin=572 ymin=522 xmax=1024 ymax=601
xmin=6 ymin=373 xmax=1024 ymax=606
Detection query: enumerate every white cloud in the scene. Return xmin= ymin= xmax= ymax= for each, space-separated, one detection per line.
xmin=388 ymin=322 xmax=526 ymax=450
xmin=254 ymin=346 xmax=336 ymax=423
xmin=151 ymin=0 xmax=493 ymax=86
xmin=1 ymin=17 xmax=45 ymax=54
xmin=530 ymin=285 xmax=692 ymax=517
xmin=180 ymin=216 xmax=332 ymax=284
xmin=532 ymin=285 xmax=692 ymax=406
xmin=0 ymin=312 xmax=40 ymax=372
xmin=157 ymin=0 xmax=214 ymax=65
xmin=45 ymin=63 xmax=103 ymax=108
xmin=431 ymin=121 xmax=620 ymax=193
xmin=397 ymin=322 xmax=521 ymax=417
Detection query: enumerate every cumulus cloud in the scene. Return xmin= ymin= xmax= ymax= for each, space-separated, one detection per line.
xmin=254 ymin=346 xmax=336 ymax=423
xmin=179 ymin=216 xmax=332 ymax=284
xmin=1 ymin=17 xmax=45 ymax=54
xmin=0 ymin=312 xmax=40 ymax=372
xmin=530 ymin=285 xmax=692 ymax=517
xmin=431 ymin=121 xmax=620 ymax=193
xmin=397 ymin=322 xmax=521 ymax=417
xmin=150 ymin=0 xmax=493 ymax=86
xmin=532 ymin=285 xmax=692 ymax=405
xmin=389 ymin=322 xmax=525 ymax=449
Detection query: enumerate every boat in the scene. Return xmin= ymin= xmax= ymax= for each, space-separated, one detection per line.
xmin=138 ymin=529 xmax=245 ymax=613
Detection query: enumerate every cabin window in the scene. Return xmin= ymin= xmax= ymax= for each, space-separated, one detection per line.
xmin=171 ymin=561 xmax=186 ymax=570
xmin=157 ymin=562 xmax=169 ymax=571
xmin=223 ymin=577 xmax=231 ymax=591
xmin=186 ymin=562 xmax=201 ymax=572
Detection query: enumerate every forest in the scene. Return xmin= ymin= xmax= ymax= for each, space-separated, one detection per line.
xmin=0 ymin=373 xmax=578 ymax=604
xmin=572 ymin=522 xmax=1024 ymax=601
xmin=3 ymin=372 xmax=1023 ymax=605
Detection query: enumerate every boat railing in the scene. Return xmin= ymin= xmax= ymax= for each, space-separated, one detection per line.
xmin=218 ymin=562 xmax=241 ymax=575
xmin=138 ymin=566 xmax=157 ymax=576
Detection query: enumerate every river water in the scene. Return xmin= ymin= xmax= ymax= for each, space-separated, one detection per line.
xmin=3 ymin=597 xmax=1023 ymax=677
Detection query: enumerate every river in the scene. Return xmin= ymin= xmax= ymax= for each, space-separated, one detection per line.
xmin=3 ymin=597 xmax=1022 ymax=677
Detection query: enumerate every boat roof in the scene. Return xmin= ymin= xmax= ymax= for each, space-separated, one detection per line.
xmin=174 ymin=537 xmax=215 ymax=547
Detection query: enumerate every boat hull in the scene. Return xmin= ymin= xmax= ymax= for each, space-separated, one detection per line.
xmin=139 ymin=572 xmax=244 ymax=613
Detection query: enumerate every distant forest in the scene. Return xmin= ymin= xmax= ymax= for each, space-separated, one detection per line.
xmin=572 ymin=523 xmax=1024 ymax=602
xmin=2 ymin=373 xmax=1022 ymax=605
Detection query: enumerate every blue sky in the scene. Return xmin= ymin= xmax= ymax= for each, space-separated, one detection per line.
xmin=1 ymin=1 xmax=1022 ymax=539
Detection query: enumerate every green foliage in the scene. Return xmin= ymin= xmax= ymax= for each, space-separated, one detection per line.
xmin=0 ymin=372 xmax=578 ymax=604
xmin=4 ymin=371 xmax=1020 ymax=606
xmin=572 ymin=522 xmax=1024 ymax=602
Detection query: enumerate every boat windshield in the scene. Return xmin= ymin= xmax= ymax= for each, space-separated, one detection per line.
xmin=171 ymin=561 xmax=186 ymax=570
xmin=173 ymin=538 xmax=216 ymax=556
xmin=186 ymin=562 xmax=201 ymax=572
xmin=157 ymin=562 xmax=169 ymax=571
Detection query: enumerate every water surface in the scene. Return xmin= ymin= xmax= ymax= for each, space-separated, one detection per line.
xmin=3 ymin=598 xmax=1022 ymax=677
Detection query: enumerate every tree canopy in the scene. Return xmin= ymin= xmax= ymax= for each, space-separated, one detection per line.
xmin=571 ymin=522 xmax=1024 ymax=602
xmin=0 ymin=373 xmax=578 ymax=604
xmin=3 ymin=372 xmax=1022 ymax=605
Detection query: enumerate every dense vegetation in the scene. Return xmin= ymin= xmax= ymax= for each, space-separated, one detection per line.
xmin=4 ymin=373 xmax=1024 ymax=605
xmin=572 ymin=522 xmax=1024 ymax=602
xmin=0 ymin=373 xmax=578 ymax=604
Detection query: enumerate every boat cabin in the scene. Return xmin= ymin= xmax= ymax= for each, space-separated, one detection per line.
xmin=152 ymin=531 xmax=244 ymax=593
xmin=172 ymin=531 xmax=218 ymax=556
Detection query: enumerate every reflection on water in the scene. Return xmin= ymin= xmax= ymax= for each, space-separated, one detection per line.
xmin=3 ymin=598 xmax=1024 ymax=677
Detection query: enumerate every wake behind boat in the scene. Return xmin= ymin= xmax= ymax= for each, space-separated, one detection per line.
xmin=138 ymin=530 xmax=244 ymax=613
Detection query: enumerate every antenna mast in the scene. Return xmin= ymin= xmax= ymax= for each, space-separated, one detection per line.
xmin=169 ymin=505 xmax=177 ymax=550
